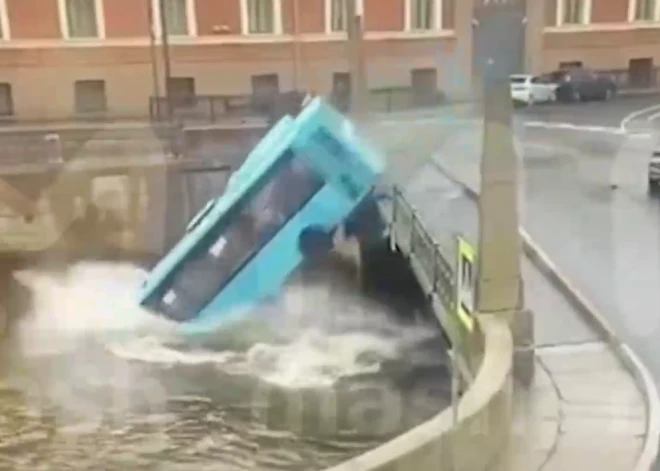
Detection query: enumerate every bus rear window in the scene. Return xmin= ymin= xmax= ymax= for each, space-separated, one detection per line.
xmin=155 ymin=153 xmax=324 ymax=322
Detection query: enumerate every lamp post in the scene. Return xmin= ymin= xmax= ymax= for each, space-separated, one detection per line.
xmin=473 ymin=0 xmax=532 ymax=387
xmin=346 ymin=0 xmax=367 ymax=114
xmin=158 ymin=0 xmax=173 ymax=124
xmin=147 ymin=0 xmax=161 ymax=120
xmin=292 ymin=0 xmax=302 ymax=91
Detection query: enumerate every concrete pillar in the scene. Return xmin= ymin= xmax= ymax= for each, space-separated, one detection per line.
xmin=475 ymin=19 xmax=532 ymax=386
xmin=143 ymin=169 xmax=169 ymax=256
xmin=126 ymin=172 xmax=142 ymax=243
xmin=45 ymin=173 xmax=93 ymax=254
xmin=0 ymin=179 xmax=35 ymax=220
xmin=164 ymin=168 xmax=187 ymax=252
xmin=512 ymin=309 xmax=535 ymax=388
xmin=476 ymin=86 xmax=522 ymax=318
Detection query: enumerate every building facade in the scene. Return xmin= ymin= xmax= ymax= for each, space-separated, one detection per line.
xmin=0 ymin=0 xmax=657 ymax=122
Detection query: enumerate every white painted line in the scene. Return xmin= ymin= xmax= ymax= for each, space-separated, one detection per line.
xmin=620 ymin=103 xmax=660 ymax=132
xmin=524 ymin=120 xmax=652 ymax=138
xmin=378 ymin=115 xmax=477 ymax=126
xmin=628 ymin=133 xmax=654 ymax=139
xmin=523 ymin=142 xmax=591 ymax=160
xmin=524 ymin=121 xmax=621 ymax=133
xmin=536 ymin=341 xmax=608 ymax=356
xmin=647 ymin=110 xmax=660 ymax=122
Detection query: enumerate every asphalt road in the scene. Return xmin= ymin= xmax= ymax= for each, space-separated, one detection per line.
xmin=367 ymin=94 xmax=660 ymax=383
xmin=395 ymin=161 xmax=597 ymax=347
xmin=519 ymin=98 xmax=660 ymax=382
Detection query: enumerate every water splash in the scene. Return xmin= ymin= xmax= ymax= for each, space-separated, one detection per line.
xmin=13 ymin=261 xmax=172 ymax=347
xmin=1 ymin=260 xmax=449 ymax=469
xmin=10 ymin=260 xmax=437 ymax=393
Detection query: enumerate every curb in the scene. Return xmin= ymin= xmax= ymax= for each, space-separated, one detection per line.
xmin=436 ymin=162 xmax=660 ymax=471
xmin=618 ymin=88 xmax=660 ymax=97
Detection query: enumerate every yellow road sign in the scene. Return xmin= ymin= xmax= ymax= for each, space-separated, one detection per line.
xmin=456 ymin=235 xmax=477 ymax=332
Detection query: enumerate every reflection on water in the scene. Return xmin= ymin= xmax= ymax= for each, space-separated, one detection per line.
xmin=0 ymin=261 xmax=450 ymax=470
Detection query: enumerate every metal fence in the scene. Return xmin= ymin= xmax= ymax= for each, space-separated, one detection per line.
xmin=602 ymin=67 xmax=660 ymax=91
xmin=0 ymin=128 xmax=177 ymax=166
xmin=0 ymin=120 xmax=270 ymax=168
xmin=148 ymin=87 xmax=447 ymax=124
xmin=149 ymin=95 xmax=256 ymax=123
xmin=388 ymin=186 xmax=456 ymax=315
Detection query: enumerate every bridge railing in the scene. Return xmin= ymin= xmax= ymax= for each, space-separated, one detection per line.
xmin=0 ymin=132 xmax=171 ymax=166
xmin=149 ymin=87 xmax=448 ymax=124
xmin=0 ymin=121 xmax=270 ymax=168
xmin=600 ymin=67 xmax=660 ymax=91
xmin=149 ymin=95 xmax=257 ymax=123
xmin=389 ymin=186 xmax=456 ymax=316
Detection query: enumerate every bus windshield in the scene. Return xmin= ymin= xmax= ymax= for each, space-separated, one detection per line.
xmin=155 ymin=152 xmax=324 ymax=321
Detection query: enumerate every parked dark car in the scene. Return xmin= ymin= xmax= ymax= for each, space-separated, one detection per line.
xmin=649 ymin=149 xmax=660 ymax=194
xmin=549 ymin=68 xmax=618 ymax=103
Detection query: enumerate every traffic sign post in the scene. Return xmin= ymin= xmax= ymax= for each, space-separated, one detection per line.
xmin=456 ymin=234 xmax=478 ymax=333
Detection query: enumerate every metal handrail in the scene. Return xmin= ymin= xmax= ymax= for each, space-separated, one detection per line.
xmin=389 ymin=185 xmax=456 ymax=313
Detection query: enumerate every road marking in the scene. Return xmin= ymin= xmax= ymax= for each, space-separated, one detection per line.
xmin=378 ymin=115 xmax=477 ymax=126
xmin=525 ymin=121 xmax=621 ymax=134
xmin=523 ymin=141 xmax=589 ymax=159
xmin=523 ymin=120 xmax=651 ymax=137
xmin=620 ymin=103 xmax=660 ymax=132
xmin=647 ymin=110 xmax=660 ymax=122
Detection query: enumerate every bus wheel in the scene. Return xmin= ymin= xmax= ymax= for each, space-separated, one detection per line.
xmin=299 ymin=227 xmax=334 ymax=259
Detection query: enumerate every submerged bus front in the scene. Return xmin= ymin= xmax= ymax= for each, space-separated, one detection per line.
xmin=137 ymin=98 xmax=386 ymax=333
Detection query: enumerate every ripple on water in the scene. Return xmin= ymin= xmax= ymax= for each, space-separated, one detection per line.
xmin=0 ymin=261 xmax=450 ymax=470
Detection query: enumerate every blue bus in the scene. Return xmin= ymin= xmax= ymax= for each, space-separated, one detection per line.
xmin=137 ymin=97 xmax=386 ymax=334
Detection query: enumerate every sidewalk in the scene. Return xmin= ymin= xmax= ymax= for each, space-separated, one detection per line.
xmin=619 ymin=87 xmax=660 ymax=97
xmin=512 ymin=342 xmax=645 ymax=470
xmin=391 ymin=156 xmax=654 ymax=469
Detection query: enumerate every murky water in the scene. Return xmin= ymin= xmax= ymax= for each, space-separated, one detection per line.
xmin=0 ymin=261 xmax=450 ymax=471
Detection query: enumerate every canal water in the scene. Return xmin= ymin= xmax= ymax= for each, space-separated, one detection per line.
xmin=0 ymin=260 xmax=451 ymax=471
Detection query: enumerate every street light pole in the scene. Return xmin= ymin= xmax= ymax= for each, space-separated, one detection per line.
xmin=147 ymin=0 xmax=161 ymax=119
xmin=292 ymin=0 xmax=302 ymax=91
xmin=346 ymin=0 xmax=367 ymax=115
xmin=158 ymin=0 xmax=173 ymax=124
xmin=473 ymin=2 xmax=531 ymax=388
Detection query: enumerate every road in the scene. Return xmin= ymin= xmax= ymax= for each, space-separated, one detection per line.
xmin=520 ymin=98 xmax=660 ymax=382
xmin=393 ymin=161 xmax=597 ymax=347
xmin=368 ymin=94 xmax=660 ymax=387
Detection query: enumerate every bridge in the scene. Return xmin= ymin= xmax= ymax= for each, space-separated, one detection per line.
xmin=0 ymin=120 xmax=269 ymax=254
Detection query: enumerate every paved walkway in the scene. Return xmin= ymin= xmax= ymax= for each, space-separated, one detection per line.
xmin=383 ymin=146 xmax=651 ymax=468
xmin=512 ymin=342 xmax=645 ymax=470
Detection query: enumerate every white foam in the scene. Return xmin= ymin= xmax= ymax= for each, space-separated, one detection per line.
xmin=12 ymin=260 xmax=436 ymax=395
xmin=13 ymin=262 xmax=176 ymax=356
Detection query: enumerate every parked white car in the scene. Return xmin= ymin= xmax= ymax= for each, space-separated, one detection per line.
xmin=510 ymin=74 xmax=558 ymax=105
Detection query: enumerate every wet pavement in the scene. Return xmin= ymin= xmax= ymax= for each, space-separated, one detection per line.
xmin=367 ymin=96 xmax=657 ymax=470
xmin=367 ymin=93 xmax=660 ymax=389
xmin=366 ymin=96 xmax=660 ymax=470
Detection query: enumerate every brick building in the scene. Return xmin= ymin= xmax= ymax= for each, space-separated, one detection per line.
xmin=0 ymin=0 xmax=657 ymax=122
